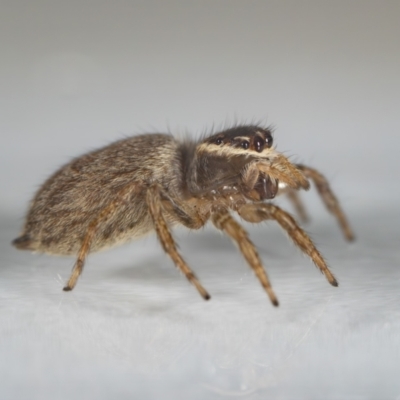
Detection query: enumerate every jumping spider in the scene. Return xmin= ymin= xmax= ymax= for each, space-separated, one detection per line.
xmin=13 ymin=125 xmax=354 ymax=306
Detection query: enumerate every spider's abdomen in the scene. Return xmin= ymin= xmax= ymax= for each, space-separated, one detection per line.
xmin=13 ymin=134 xmax=184 ymax=255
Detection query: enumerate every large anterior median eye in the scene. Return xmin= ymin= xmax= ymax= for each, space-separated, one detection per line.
xmin=254 ymin=136 xmax=264 ymax=152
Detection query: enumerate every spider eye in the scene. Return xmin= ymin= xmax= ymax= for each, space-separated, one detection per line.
xmin=254 ymin=136 xmax=264 ymax=152
xmin=215 ymin=138 xmax=223 ymax=145
xmin=241 ymin=141 xmax=249 ymax=150
xmin=265 ymin=133 xmax=273 ymax=148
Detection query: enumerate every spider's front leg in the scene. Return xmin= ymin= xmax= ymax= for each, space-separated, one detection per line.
xmin=212 ymin=209 xmax=279 ymax=306
xmin=296 ymin=164 xmax=354 ymax=241
xmin=237 ymin=203 xmax=338 ymax=287
xmin=146 ymin=184 xmax=210 ymax=300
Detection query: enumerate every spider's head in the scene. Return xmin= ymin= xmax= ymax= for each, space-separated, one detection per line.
xmin=201 ymin=125 xmax=274 ymax=156
xmin=188 ymin=125 xmax=308 ymax=200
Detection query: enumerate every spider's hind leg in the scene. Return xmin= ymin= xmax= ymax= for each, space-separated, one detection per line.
xmin=63 ymin=182 xmax=140 ymax=291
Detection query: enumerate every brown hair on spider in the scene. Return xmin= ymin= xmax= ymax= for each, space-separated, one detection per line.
xmin=13 ymin=124 xmax=354 ymax=307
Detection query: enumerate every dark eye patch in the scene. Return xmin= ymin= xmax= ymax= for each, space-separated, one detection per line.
xmin=215 ymin=137 xmax=223 ymax=145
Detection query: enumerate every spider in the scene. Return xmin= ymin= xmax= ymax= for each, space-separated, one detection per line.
xmin=12 ymin=125 xmax=354 ymax=306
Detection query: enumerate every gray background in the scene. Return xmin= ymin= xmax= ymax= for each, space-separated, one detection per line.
xmin=1 ymin=1 xmax=399 ymax=399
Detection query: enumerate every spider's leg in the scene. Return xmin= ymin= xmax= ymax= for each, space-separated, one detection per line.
xmin=146 ymin=184 xmax=210 ymax=300
xmin=277 ymin=187 xmax=309 ymax=223
xmin=286 ymin=189 xmax=309 ymax=223
xmin=212 ymin=209 xmax=279 ymax=307
xmin=63 ymin=182 xmax=140 ymax=291
xmin=238 ymin=203 xmax=338 ymax=287
xmin=296 ymin=164 xmax=354 ymax=241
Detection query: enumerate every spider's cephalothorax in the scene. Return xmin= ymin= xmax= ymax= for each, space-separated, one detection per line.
xmin=13 ymin=124 xmax=354 ymax=307
xmin=186 ymin=125 xmax=308 ymax=205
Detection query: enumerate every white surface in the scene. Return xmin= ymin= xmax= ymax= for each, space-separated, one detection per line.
xmin=1 ymin=206 xmax=400 ymax=399
xmin=1 ymin=1 xmax=400 ymax=399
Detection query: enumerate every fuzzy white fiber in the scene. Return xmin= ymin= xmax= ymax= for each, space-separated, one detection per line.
xmin=1 ymin=204 xmax=399 ymax=400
